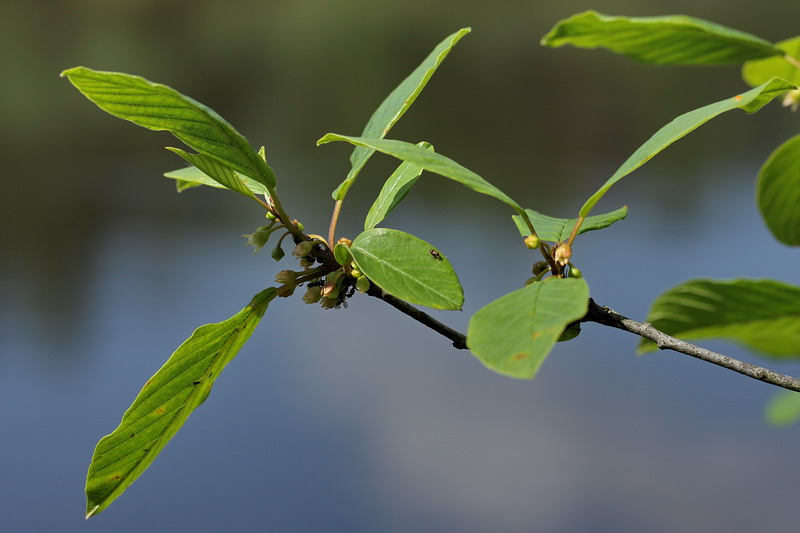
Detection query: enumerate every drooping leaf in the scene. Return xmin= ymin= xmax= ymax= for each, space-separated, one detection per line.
xmin=84 ymin=288 xmax=278 ymax=518
xmin=580 ymin=78 xmax=796 ymax=218
xmin=467 ymin=278 xmax=589 ymax=379
xmin=757 ymin=134 xmax=800 ymax=245
xmin=742 ymin=36 xmax=800 ymax=87
xmin=318 ymin=135 xmax=524 ymax=213
xmin=639 ymin=279 xmax=800 ymax=357
xmin=164 ymin=166 xmax=269 ymax=195
xmin=364 ymin=141 xmax=433 ymax=230
xmin=542 ymin=11 xmax=782 ymax=65
xmin=512 ymin=206 xmax=627 ymax=242
xmin=766 ymin=390 xmax=800 ymax=426
xmin=166 ymin=148 xmax=256 ymax=199
xmin=61 ymin=67 xmax=276 ymax=188
xmin=332 ymin=28 xmax=470 ymax=200
xmin=350 ymin=228 xmax=463 ymax=310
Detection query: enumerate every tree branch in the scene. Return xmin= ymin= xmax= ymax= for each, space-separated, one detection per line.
xmin=582 ymin=299 xmax=800 ymax=393
xmin=371 ymin=291 xmax=800 ymax=393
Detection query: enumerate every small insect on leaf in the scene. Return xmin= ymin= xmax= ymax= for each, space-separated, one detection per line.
xmin=430 ymin=249 xmax=443 ymax=261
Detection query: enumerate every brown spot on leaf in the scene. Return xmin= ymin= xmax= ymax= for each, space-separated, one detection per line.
xmin=156 ymin=408 xmax=166 ymax=415
xmin=512 ymin=353 xmax=529 ymax=361
xmin=734 ymin=94 xmax=743 ymax=101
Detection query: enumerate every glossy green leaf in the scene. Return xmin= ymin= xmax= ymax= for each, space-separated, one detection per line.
xmin=742 ymin=36 xmax=800 ymax=87
xmin=512 ymin=206 xmax=627 ymax=242
xmin=332 ymin=28 xmax=470 ymax=200
xmin=85 ymin=288 xmax=278 ymax=518
xmin=364 ymin=141 xmax=433 ymax=230
xmin=467 ymin=278 xmax=589 ymax=379
xmin=766 ymin=391 xmax=800 ymax=426
xmin=757 ymin=134 xmax=800 ymax=245
xmin=639 ymin=279 xmax=800 ymax=357
xmin=164 ymin=166 xmax=269 ymax=195
xmin=580 ymin=78 xmax=796 ymax=218
xmin=350 ymin=228 xmax=463 ymax=310
xmin=166 ymin=148 xmax=256 ymax=198
xmin=542 ymin=11 xmax=782 ymax=65
xmin=61 ymin=67 xmax=276 ymax=188
xmin=319 ymin=135 xmax=524 ymax=213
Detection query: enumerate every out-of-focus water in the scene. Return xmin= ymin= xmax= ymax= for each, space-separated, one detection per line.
xmin=2 ymin=1 xmax=799 ymax=532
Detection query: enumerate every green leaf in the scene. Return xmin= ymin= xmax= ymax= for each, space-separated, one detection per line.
xmin=743 ymin=36 xmax=800 ymax=87
xmin=318 ymin=135 xmax=523 ymax=213
xmin=84 ymin=288 xmax=278 ymax=518
xmin=512 ymin=206 xmax=627 ymax=242
xmin=542 ymin=10 xmax=782 ymax=65
xmin=61 ymin=67 xmax=276 ymax=188
xmin=757 ymin=134 xmax=800 ymax=245
xmin=364 ymin=141 xmax=433 ymax=230
xmin=166 ymin=148 xmax=256 ymax=199
xmin=350 ymin=228 xmax=463 ymax=310
xmin=332 ymin=28 xmax=470 ymax=200
xmin=766 ymin=390 xmax=800 ymax=426
xmin=639 ymin=279 xmax=800 ymax=358
xmin=580 ymin=78 xmax=796 ymax=218
xmin=467 ymin=278 xmax=589 ymax=379
xmin=164 ymin=166 xmax=269 ymax=195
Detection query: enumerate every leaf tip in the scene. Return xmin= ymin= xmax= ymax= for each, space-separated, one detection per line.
xmin=85 ymin=504 xmax=100 ymax=519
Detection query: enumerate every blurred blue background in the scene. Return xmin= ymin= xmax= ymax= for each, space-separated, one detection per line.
xmin=2 ymin=1 xmax=799 ymax=531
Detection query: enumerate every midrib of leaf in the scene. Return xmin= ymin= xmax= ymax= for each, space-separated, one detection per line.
xmin=354 ymin=246 xmax=458 ymax=307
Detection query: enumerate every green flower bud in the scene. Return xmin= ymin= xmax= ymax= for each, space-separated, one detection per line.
xmin=355 ymin=275 xmax=370 ymax=293
xmin=350 ymin=268 xmax=362 ymax=279
xmin=274 ymin=270 xmax=298 ymax=284
xmin=271 ymin=244 xmax=285 ymax=261
xmin=568 ymin=266 xmax=583 ymax=279
xmin=531 ymin=261 xmax=550 ymax=275
xmin=320 ymin=297 xmax=337 ymax=309
xmin=277 ymin=285 xmax=295 ymax=298
xmin=524 ymin=235 xmax=540 ymax=249
xmin=265 ymin=211 xmax=277 ymax=221
xmin=292 ymin=219 xmax=305 ymax=232
xmin=292 ymin=240 xmax=313 ymax=257
xmin=302 ymin=285 xmax=323 ymax=304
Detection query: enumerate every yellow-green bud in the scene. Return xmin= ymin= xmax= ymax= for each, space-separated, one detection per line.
xmin=524 ymin=235 xmax=540 ymax=249
xmin=337 ymin=237 xmax=352 ymax=248
xmin=292 ymin=240 xmax=313 ymax=257
xmin=265 ymin=211 xmax=277 ymax=221
xmin=292 ymin=219 xmax=305 ymax=232
xmin=302 ymin=285 xmax=323 ymax=304
xmin=355 ymin=275 xmax=370 ymax=293
xmin=350 ymin=268 xmax=362 ymax=278
xmin=274 ymin=270 xmax=298 ymax=284
xmin=568 ymin=266 xmax=583 ymax=278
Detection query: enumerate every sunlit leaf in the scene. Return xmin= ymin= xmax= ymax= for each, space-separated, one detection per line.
xmin=350 ymin=228 xmax=463 ymax=310
xmin=319 ymin=135 xmax=523 ymax=213
xmin=742 ymin=36 xmax=800 ymax=87
xmin=639 ymin=279 xmax=800 ymax=357
xmin=332 ymin=28 xmax=470 ymax=200
xmin=84 ymin=288 xmax=278 ymax=518
xmin=766 ymin=390 xmax=800 ymax=426
xmin=757 ymin=134 xmax=800 ymax=245
xmin=467 ymin=278 xmax=589 ymax=379
xmin=512 ymin=206 xmax=627 ymax=242
xmin=542 ymin=11 xmax=782 ymax=64
xmin=164 ymin=166 xmax=268 ymax=195
xmin=61 ymin=67 xmax=276 ymax=188
xmin=364 ymin=141 xmax=433 ymax=230
xmin=580 ymin=78 xmax=796 ymax=218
